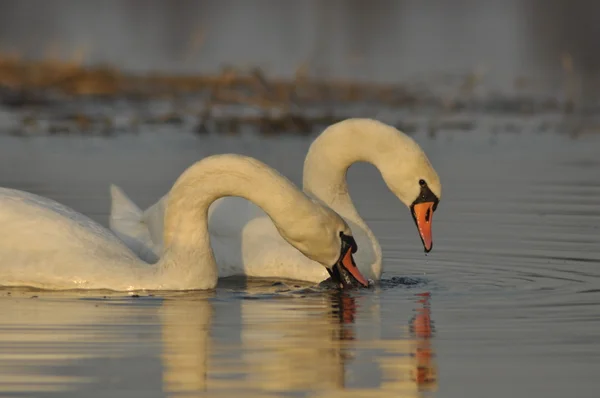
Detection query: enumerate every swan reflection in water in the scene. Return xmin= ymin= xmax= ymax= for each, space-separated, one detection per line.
xmin=0 ymin=287 xmax=437 ymax=396
xmin=160 ymin=288 xmax=438 ymax=397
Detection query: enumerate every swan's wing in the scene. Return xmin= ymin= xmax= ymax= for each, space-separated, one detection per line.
xmin=109 ymin=184 xmax=159 ymax=262
xmin=234 ymin=216 xmax=330 ymax=283
xmin=0 ymin=188 xmax=126 ymax=249
xmin=0 ymin=188 xmax=139 ymax=287
xmin=140 ymin=195 xmax=167 ymax=253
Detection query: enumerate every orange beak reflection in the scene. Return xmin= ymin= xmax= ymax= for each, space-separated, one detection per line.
xmin=412 ymin=202 xmax=435 ymax=253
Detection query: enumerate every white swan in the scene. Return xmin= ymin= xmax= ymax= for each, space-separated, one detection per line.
xmin=0 ymin=154 xmax=368 ymax=291
xmin=110 ymin=118 xmax=441 ymax=284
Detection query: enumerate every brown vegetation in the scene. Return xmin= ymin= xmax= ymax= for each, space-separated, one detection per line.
xmin=0 ymin=53 xmax=580 ymax=136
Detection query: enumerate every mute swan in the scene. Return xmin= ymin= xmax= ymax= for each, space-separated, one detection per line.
xmin=0 ymin=154 xmax=368 ymax=291
xmin=110 ymin=118 xmax=441 ymax=284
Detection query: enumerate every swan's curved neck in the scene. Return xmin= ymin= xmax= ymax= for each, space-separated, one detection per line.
xmin=303 ymin=122 xmax=390 ymax=223
xmin=158 ymin=155 xmax=313 ymax=289
xmin=303 ymin=120 xmax=397 ymax=278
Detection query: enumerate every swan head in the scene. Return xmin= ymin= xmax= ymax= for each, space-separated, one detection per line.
xmin=377 ymin=138 xmax=441 ymax=253
xmin=276 ymin=203 xmax=369 ymax=289
xmin=305 ymin=118 xmax=442 ymax=254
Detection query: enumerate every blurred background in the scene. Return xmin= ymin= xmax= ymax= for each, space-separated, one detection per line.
xmin=0 ymin=0 xmax=599 ymax=136
xmin=2 ymin=0 xmax=600 ymax=82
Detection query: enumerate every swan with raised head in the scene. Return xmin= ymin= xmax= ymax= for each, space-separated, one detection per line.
xmin=0 ymin=154 xmax=367 ymax=291
xmin=110 ymin=118 xmax=441 ymax=284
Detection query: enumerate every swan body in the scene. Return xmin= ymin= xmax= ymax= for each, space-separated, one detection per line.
xmin=0 ymin=154 xmax=359 ymax=291
xmin=110 ymin=118 xmax=442 ymax=284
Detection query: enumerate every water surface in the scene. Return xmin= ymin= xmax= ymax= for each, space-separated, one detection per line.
xmin=0 ymin=126 xmax=599 ymax=397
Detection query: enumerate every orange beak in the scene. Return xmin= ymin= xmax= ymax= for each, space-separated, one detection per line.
xmin=411 ymin=202 xmax=435 ymax=253
xmin=340 ymin=247 xmax=369 ymax=287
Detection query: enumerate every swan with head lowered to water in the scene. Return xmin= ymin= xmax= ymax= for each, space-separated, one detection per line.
xmin=0 ymin=154 xmax=368 ymax=291
xmin=109 ymin=119 xmax=442 ymax=284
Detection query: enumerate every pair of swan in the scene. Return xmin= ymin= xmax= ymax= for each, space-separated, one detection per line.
xmin=109 ymin=118 xmax=441 ymax=286
xmin=0 ymin=118 xmax=440 ymax=291
xmin=0 ymin=155 xmax=366 ymax=290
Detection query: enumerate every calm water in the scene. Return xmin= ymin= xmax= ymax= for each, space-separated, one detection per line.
xmin=0 ymin=125 xmax=599 ymax=397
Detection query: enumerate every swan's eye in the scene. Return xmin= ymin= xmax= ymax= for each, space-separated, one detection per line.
xmin=419 ymin=179 xmax=426 ymax=187
xmin=339 ymin=231 xmax=358 ymax=253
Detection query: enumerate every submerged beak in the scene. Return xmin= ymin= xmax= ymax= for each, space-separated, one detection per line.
xmin=411 ymin=202 xmax=435 ymax=253
xmin=328 ymin=234 xmax=369 ymax=289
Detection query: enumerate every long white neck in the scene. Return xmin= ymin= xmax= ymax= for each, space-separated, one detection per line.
xmin=156 ymin=154 xmax=315 ymax=290
xmin=303 ymin=119 xmax=415 ymax=280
